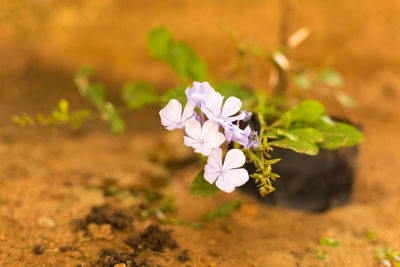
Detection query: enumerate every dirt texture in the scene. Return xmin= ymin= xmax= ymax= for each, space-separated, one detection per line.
xmin=1 ymin=1 xmax=400 ymax=266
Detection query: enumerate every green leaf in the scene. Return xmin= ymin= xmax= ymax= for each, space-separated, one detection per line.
xmin=74 ymin=67 xmax=105 ymax=109
xmin=189 ymin=170 xmax=220 ymax=197
xmin=104 ymin=102 xmax=125 ymax=134
xmin=314 ymin=120 xmax=364 ymax=150
xmin=188 ymin=55 xmax=209 ymax=81
xmin=148 ymin=27 xmax=173 ymax=59
xmin=294 ymin=73 xmax=312 ymax=90
xmin=58 ymin=99 xmax=69 ymax=114
xmin=285 ymin=127 xmax=324 ymax=143
xmin=168 ymin=42 xmax=191 ymax=80
xmin=319 ymin=68 xmax=343 ymax=87
xmin=82 ymin=84 xmax=106 ymax=109
xmin=148 ymin=27 xmax=210 ymax=82
xmin=336 ymin=92 xmax=356 ymax=108
xmin=201 ymin=200 xmax=242 ymax=222
xmin=319 ymin=237 xmax=340 ymax=247
xmin=160 ymin=196 xmax=175 ymax=213
xmin=215 ymin=82 xmax=256 ymax=107
xmin=281 ymin=100 xmax=325 ymax=126
xmin=121 ymin=82 xmax=159 ymax=109
xmin=161 ymin=86 xmax=187 ymax=105
xmin=269 ymin=138 xmax=319 ymax=155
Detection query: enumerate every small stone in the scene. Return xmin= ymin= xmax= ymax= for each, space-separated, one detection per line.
xmin=113 ymin=264 xmax=127 ymax=267
xmin=66 ymin=250 xmax=82 ymax=258
xmin=88 ymin=223 xmax=113 ymax=240
xmin=178 ymin=249 xmax=190 ymax=262
xmin=32 ymin=244 xmax=45 ymax=255
xmin=38 ymin=216 xmax=56 ymax=228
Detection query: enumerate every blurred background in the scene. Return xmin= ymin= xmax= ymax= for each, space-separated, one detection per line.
xmin=1 ymin=1 xmax=400 ymax=266
xmin=1 ymin=0 xmax=400 ymax=126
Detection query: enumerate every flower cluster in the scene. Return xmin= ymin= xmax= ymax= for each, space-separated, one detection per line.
xmin=159 ymin=82 xmax=259 ymax=193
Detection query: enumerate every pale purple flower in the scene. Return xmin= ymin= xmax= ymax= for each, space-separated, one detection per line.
xmin=244 ymin=131 xmax=260 ymax=149
xmin=223 ymin=122 xmax=251 ymax=146
xmin=241 ymin=110 xmax=252 ymax=122
xmin=201 ymin=91 xmax=246 ymax=124
xmin=159 ymin=99 xmax=195 ymax=131
xmin=204 ymin=148 xmax=249 ymax=193
xmin=185 ymin=81 xmax=215 ymax=107
xmin=183 ymin=117 xmax=226 ymax=156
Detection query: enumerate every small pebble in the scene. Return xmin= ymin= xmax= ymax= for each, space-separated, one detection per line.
xmin=32 ymin=244 xmax=45 ymax=255
xmin=88 ymin=223 xmax=113 ymax=240
xmin=38 ymin=216 xmax=56 ymax=228
xmin=178 ymin=249 xmax=190 ymax=262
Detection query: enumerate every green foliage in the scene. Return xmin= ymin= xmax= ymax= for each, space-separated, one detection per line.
xmin=148 ymin=27 xmax=210 ymax=82
xmin=269 ymin=138 xmax=319 ymax=155
xmin=13 ymin=99 xmax=92 ymax=128
xmin=280 ymin=100 xmax=325 ymax=126
xmin=121 ymin=82 xmax=159 ymax=109
xmin=160 ymin=86 xmax=187 ymax=106
xmin=365 ymin=229 xmax=376 ymax=241
xmin=74 ymin=67 xmax=125 ymax=134
xmin=294 ymin=73 xmax=312 ymax=90
xmin=284 ymin=128 xmax=324 ymax=143
xmin=148 ymin=27 xmax=173 ymax=59
xmin=145 ymin=188 xmax=159 ymax=203
xmin=13 ymin=113 xmax=35 ymax=126
xmin=375 ymin=247 xmax=400 ymax=266
xmin=319 ymin=68 xmax=343 ymax=88
xmin=160 ymin=196 xmax=175 ymax=213
xmin=201 ymin=200 xmax=242 ymax=222
xmin=313 ymin=119 xmax=364 ymax=150
xmin=261 ymin=100 xmax=363 ymax=156
xmin=336 ymin=91 xmax=356 ymax=108
xmin=103 ymin=102 xmax=125 ymax=134
xmin=189 ymin=170 xmax=220 ymax=197
xmin=319 ymin=237 xmax=340 ymax=247
xmin=214 ymin=82 xmax=257 ymax=107
xmin=313 ymin=237 xmax=340 ymax=261
xmin=314 ymin=248 xmax=327 ymax=260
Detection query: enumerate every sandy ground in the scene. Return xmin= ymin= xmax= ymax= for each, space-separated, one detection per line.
xmin=1 ymin=0 xmax=400 ymax=266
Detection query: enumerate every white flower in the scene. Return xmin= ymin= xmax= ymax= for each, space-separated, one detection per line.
xmin=204 ymin=148 xmax=249 ymax=193
xmin=183 ymin=117 xmax=225 ymax=156
xmin=185 ymin=81 xmax=215 ymax=107
xmin=159 ymin=99 xmax=195 ymax=131
xmin=201 ymin=91 xmax=246 ymax=124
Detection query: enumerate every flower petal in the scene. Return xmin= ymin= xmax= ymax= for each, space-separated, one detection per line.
xmin=159 ymin=99 xmax=183 ymax=130
xmin=184 ymin=117 xmax=202 ymax=140
xmin=223 ymin=149 xmax=246 ymax=170
xmin=221 ymin=96 xmax=242 ymax=119
xmin=204 ymin=165 xmax=220 ymax=184
xmin=183 ymin=136 xmax=199 ymax=150
xmin=199 ymin=144 xmax=213 ymax=156
xmin=206 ymin=148 xmax=223 ymax=170
xmin=215 ymin=175 xmax=235 ymax=193
xmin=201 ymin=120 xmax=219 ymax=139
xmin=224 ymin=168 xmax=249 ymax=187
xmin=181 ymin=100 xmax=196 ymax=123
xmin=201 ymin=91 xmax=223 ymax=120
xmin=204 ymin=132 xmax=225 ymax=149
xmin=225 ymin=111 xmax=246 ymax=122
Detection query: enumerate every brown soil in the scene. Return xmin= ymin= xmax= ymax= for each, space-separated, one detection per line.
xmin=1 ymin=1 xmax=400 ymax=266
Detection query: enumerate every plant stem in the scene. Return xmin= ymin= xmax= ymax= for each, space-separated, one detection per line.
xmin=276 ymin=0 xmax=296 ymax=96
